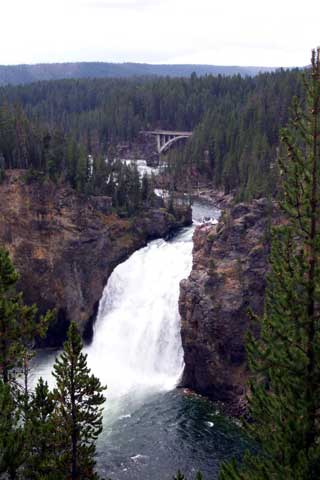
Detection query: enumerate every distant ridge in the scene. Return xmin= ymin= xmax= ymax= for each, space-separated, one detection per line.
xmin=0 ymin=62 xmax=276 ymax=86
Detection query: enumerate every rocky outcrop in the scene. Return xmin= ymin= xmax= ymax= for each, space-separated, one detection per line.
xmin=192 ymin=188 xmax=234 ymax=210
xmin=179 ymin=198 xmax=280 ymax=415
xmin=0 ymin=170 xmax=191 ymax=346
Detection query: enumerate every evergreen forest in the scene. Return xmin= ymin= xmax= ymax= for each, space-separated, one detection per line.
xmin=0 ymin=68 xmax=304 ymax=201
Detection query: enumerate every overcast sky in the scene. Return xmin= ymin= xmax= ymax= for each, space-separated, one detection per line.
xmin=1 ymin=0 xmax=319 ymax=67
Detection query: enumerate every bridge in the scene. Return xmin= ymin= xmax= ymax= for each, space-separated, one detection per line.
xmin=141 ymin=130 xmax=193 ymax=154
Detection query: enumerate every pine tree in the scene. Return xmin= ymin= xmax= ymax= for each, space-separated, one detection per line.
xmin=173 ymin=471 xmax=186 ymax=480
xmin=141 ymin=173 xmax=150 ymax=203
xmin=195 ymin=473 xmax=203 ymax=480
xmin=219 ymin=48 xmax=320 ymax=480
xmin=91 ymin=154 xmax=108 ymax=195
xmin=52 ymin=322 xmax=106 ymax=480
xmin=173 ymin=471 xmax=203 ymax=480
xmin=23 ymin=377 xmax=58 ymax=480
xmin=127 ymin=163 xmax=141 ymax=214
xmin=0 ymin=381 xmax=25 ymax=479
xmin=0 ymin=247 xmax=19 ymax=382
xmin=46 ymin=129 xmax=66 ymax=181
xmin=0 ymin=249 xmax=53 ymax=478
xmin=76 ymin=145 xmax=89 ymax=192
xmin=0 ymin=248 xmax=51 ymax=385
xmin=66 ymin=138 xmax=79 ymax=189
xmin=0 ymin=104 xmax=15 ymax=169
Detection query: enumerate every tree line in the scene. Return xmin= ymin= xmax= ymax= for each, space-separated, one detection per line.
xmin=0 ymin=69 xmax=304 ymax=201
xmin=0 ymin=62 xmax=273 ymax=87
xmin=166 ymin=68 xmax=304 ymax=200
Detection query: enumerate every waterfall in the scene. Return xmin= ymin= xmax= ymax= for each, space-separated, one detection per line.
xmin=29 ymin=202 xmax=230 ymax=480
xmin=86 ymin=227 xmax=194 ymax=414
xmin=31 ymin=200 xmax=220 ymax=429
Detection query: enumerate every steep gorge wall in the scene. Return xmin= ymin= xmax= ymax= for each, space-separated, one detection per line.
xmin=0 ymin=170 xmax=191 ymax=346
xmin=179 ymin=199 xmax=280 ymax=415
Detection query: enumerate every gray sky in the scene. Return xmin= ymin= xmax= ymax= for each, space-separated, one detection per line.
xmin=1 ymin=0 xmax=319 ymax=67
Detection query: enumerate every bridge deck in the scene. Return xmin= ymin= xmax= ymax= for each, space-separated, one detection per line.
xmin=142 ymin=130 xmax=192 ymax=136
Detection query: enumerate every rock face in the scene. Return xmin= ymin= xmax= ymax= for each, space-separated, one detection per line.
xmin=179 ymin=198 xmax=279 ymax=415
xmin=0 ymin=170 xmax=191 ymax=346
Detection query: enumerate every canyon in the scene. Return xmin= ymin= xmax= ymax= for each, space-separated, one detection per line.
xmin=0 ymin=168 xmax=279 ymax=416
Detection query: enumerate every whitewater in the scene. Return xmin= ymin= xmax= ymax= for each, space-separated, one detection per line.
xmin=31 ymin=201 xmax=249 ymax=479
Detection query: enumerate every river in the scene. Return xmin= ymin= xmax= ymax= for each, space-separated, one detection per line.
xmin=31 ymin=200 xmax=249 ymax=479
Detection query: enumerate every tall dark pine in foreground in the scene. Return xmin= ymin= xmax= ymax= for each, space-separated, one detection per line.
xmin=0 ymin=248 xmax=19 ymax=384
xmin=0 ymin=248 xmax=52 ymax=479
xmin=0 ymin=381 xmax=25 ymax=479
xmin=52 ymin=322 xmax=106 ymax=480
xmin=219 ymin=48 xmax=320 ymax=479
xmin=23 ymin=377 xmax=57 ymax=479
xmin=0 ymin=247 xmax=51 ymax=386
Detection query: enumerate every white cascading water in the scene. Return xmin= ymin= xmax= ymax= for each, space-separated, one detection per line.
xmin=85 ymin=227 xmax=194 ymax=421
xmin=31 ymin=200 xmax=219 ymax=430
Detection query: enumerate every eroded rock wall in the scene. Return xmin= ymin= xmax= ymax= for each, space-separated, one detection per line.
xmin=0 ymin=170 xmax=191 ymax=345
xmin=179 ymin=198 xmax=279 ymax=415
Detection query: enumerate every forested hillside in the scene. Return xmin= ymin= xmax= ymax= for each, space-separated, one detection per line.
xmin=0 ymin=62 xmax=274 ymax=86
xmin=0 ymin=69 xmax=303 ymax=200
xmin=168 ymin=69 xmax=304 ymax=199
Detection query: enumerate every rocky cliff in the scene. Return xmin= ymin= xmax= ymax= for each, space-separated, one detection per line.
xmin=0 ymin=170 xmax=191 ymax=346
xmin=179 ymin=198 xmax=279 ymax=415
